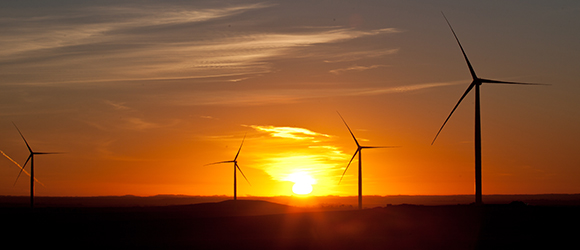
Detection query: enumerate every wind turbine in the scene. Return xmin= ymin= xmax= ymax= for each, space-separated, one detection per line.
xmin=337 ymin=112 xmax=396 ymax=210
xmin=205 ymin=134 xmax=250 ymax=201
xmin=12 ymin=123 xmax=59 ymax=208
xmin=432 ymin=13 xmax=544 ymax=205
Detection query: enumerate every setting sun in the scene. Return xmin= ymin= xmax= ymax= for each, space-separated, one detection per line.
xmin=292 ymin=182 xmax=313 ymax=195
xmin=289 ymin=172 xmax=316 ymax=195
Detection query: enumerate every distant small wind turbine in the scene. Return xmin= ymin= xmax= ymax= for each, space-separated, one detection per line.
xmin=337 ymin=112 xmax=397 ymax=210
xmin=432 ymin=13 xmax=545 ymax=205
xmin=13 ymin=123 xmax=60 ymax=208
xmin=205 ymin=134 xmax=250 ymax=201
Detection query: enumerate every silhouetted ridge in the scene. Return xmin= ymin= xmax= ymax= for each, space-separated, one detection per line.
xmin=148 ymin=199 xmax=306 ymax=218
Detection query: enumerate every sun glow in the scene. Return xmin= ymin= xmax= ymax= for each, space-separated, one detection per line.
xmin=292 ymin=182 xmax=313 ymax=195
xmin=289 ymin=172 xmax=316 ymax=195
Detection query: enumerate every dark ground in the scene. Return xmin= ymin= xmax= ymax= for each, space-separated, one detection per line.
xmin=2 ymin=199 xmax=579 ymax=249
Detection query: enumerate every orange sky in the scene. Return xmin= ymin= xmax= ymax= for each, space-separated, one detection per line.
xmin=1 ymin=0 xmax=579 ymax=198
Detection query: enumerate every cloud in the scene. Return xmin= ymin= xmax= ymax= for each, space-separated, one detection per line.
xmin=261 ymin=155 xmax=341 ymax=182
xmin=123 ymin=117 xmax=161 ymax=131
xmin=0 ymin=2 xmax=275 ymax=84
xmin=165 ymin=81 xmax=462 ymax=106
xmin=200 ymin=115 xmax=217 ymax=120
xmin=247 ymin=125 xmax=331 ymax=140
xmin=0 ymin=2 xmax=274 ymax=57
xmin=0 ymin=1 xmax=400 ymax=85
xmin=329 ymin=64 xmax=390 ymax=75
xmin=353 ymin=82 xmax=460 ymax=95
xmin=323 ymin=48 xmax=400 ymax=63
xmin=103 ymin=100 xmax=132 ymax=111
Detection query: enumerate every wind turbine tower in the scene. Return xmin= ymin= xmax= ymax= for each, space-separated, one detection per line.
xmin=432 ymin=13 xmax=544 ymax=205
xmin=337 ymin=113 xmax=396 ymax=209
xmin=13 ymin=123 xmax=59 ymax=208
xmin=206 ymin=134 xmax=250 ymax=200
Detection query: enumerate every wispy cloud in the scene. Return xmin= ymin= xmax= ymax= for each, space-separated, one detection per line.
xmin=200 ymin=115 xmax=218 ymax=120
xmin=0 ymin=2 xmax=274 ymax=84
xmin=323 ymin=48 xmax=400 ymax=63
xmin=0 ymin=2 xmax=274 ymax=57
xmin=247 ymin=125 xmax=331 ymax=140
xmin=122 ymin=117 xmax=162 ymax=131
xmin=0 ymin=1 xmax=400 ymax=85
xmin=353 ymin=82 xmax=460 ymax=95
xmin=329 ymin=64 xmax=390 ymax=75
xmin=103 ymin=100 xmax=132 ymax=111
xmin=166 ymin=81 xmax=462 ymax=106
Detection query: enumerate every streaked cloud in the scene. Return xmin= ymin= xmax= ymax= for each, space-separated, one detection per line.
xmin=122 ymin=117 xmax=161 ymax=131
xmin=0 ymin=2 xmax=274 ymax=57
xmin=165 ymin=81 xmax=462 ymax=106
xmin=0 ymin=2 xmax=400 ymax=86
xmin=329 ymin=64 xmax=390 ymax=75
xmin=323 ymin=48 xmax=400 ymax=63
xmin=103 ymin=100 xmax=132 ymax=111
xmin=261 ymin=154 xmax=340 ymax=181
xmin=354 ymin=81 xmax=460 ymax=95
xmin=200 ymin=115 xmax=217 ymax=120
xmin=248 ymin=125 xmax=331 ymax=140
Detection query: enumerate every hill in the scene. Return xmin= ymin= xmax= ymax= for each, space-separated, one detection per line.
xmin=2 ymin=199 xmax=578 ymax=249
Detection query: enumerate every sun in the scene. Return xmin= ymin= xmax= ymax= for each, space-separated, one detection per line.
xmin=288 ymin=172 xmax=316 ymax=195
xmin=292 ymin=182 xmax=313 ymax=195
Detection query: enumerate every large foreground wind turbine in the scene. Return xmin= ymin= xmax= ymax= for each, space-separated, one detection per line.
xmin=13 ymin=123 xmax=59 ymax=208
xmin=432 ymin=13 xmax=544 ymax=205
xmin=338 ymin=112 xmax=396 ymax=210
xmin=205 ymin=134 xmax=250 ymax=200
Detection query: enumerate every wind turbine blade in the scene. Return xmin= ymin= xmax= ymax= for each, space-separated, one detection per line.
xmin=338 ymin=149 xmax=359 ymax=185
xmin=204 ymin=160 xmax=234 ymax=166
xmin=34 ymin=152 xmax=62 ymax=155
xmin=442 ymin=12 xmax=478 ymax=80
xmin=1 ymin=150 xmax=24 ymax=170
xmin=337 ymin=112 xmax=360 ymax=147
xmin=235 ymin=163 xmax=251 ymax=186
xmin=1 ymin=150 xmax=30 ymax=177
xmin=432 ymin=82 xmax=476 ymax=145
xmin=14 ymin=155 xmax=32 ymax=186
xmin=3 ymin=150 xmax=44 ymax=187
xmin=480 ymin=78 xmax=548 ymax=85
xmin=234 ymin=133 xmax=246 ymax=161
xmin=362 ymin=146 xmax=399 ymax=149
xmin=12 ymin=123 xmax=33 ymax=153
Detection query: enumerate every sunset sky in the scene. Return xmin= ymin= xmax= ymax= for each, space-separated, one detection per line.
xmin=1 ymin=0 xmax=579 ymax=198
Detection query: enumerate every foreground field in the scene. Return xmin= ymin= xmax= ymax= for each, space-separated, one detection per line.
xmin=2 ymin=200 xmax=578 ymax=249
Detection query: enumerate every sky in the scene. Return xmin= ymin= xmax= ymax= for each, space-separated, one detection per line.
xmin=1 ymin=0 xmax=579 ymax=198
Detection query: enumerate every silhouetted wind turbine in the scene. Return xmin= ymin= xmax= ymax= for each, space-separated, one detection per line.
xmin=337 ymin=112 xmax=396 ymax=210
xmin=13 ymin=123 xmax=59 ymax=208
xmin=432 ymin=13 xmax=545 ymax=205
xmin=205 ymin=134 xmax=250 ymax=201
